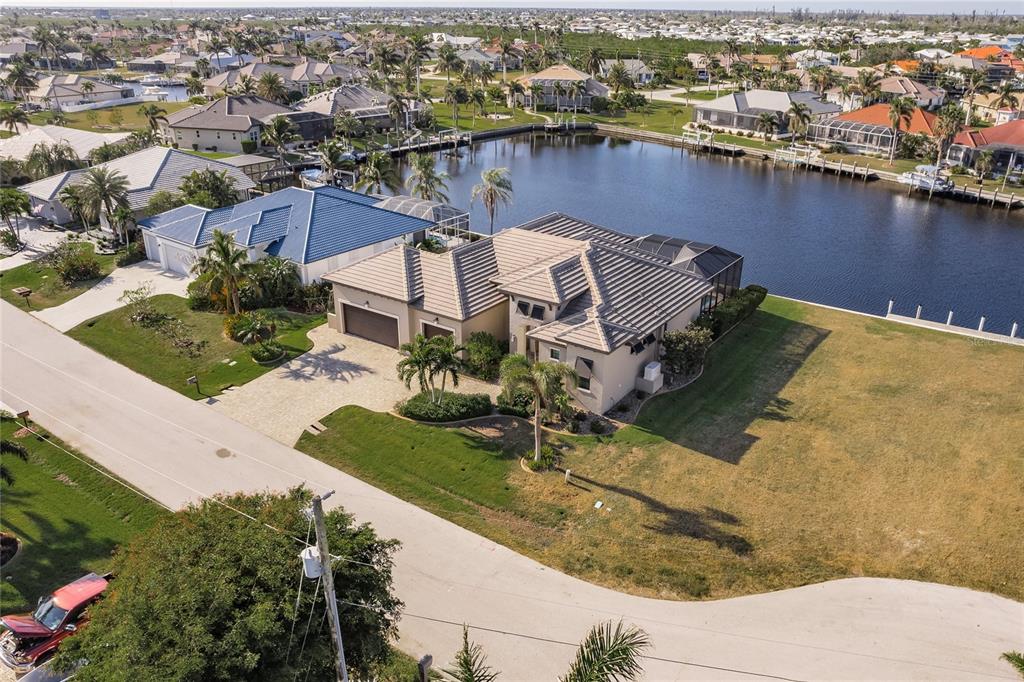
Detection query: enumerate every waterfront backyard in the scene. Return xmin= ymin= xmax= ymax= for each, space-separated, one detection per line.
xmin=297 ymin=297 xmax=1024 ymax=602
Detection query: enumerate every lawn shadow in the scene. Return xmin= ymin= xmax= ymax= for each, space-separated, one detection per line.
xmin=277 ymin=343 xmax=375 ymax=383
xmin=633 ymin=310 xmax=830 ymax=465
xmin=568 ymin=472 xmax=753 ymax=555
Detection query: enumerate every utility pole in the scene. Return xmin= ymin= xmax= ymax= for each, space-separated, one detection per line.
xmin=312 ymin=492 xmax=349 ymax=682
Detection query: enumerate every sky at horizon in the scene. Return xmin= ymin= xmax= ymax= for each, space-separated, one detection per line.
xmin=2 ymin=0 xmax=1020 ymax=15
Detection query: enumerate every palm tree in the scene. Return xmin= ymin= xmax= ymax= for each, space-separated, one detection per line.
xmin=79 ymin=166 xmax=130 ymax=242
xmin=506 ymin=80 xmax=525 ymax=113
xmin=58 ymin=185 xmax=90 ymax=230
xmin=25 ymin=141 xmax=79 ymax=178
xmin=437 ymin=44 xmax=462 ymax=83
xmin=79 ymin=80 xmax=95 ymax=103
xmin=471 ymin=167 xmax=512 ymax=235
xmin=469 ymin=88 xmax=487 ymax=124
xmin=606 ymin=61 xmax=632 ymax=96
xmin=756 ymin=111 xmax=779 ymax=142
xmin=387 ymin=94 xmax=408 ymax=133
xmin=561 ymin=621 xmax=651 ymax=682
xmin=529 ymin=83 xmax=544 ymax=112
xmin=975 ymin=150 xmax=995 ymax=186
xmin=355 ymin=150 xmax=401 ymax=195
xmin=5 ymin=62 xmax=38 ymax=101
xmin=257 ymin=72 xmax=287 ymax=103
xmin=429 ymin=335 xmax=465 ymax=405
xmin=445 ymin=82 xmax=466 ymax=129
xmin=960 ymin=69 xmax=991 ymax=126
xmin=584 ymin=46 xmax=603 ymax=77
xmin=886 ymin=97 xmax=915 ymax=165
xmin=396 ymin=334 xmax=437 ymax=399
xmin=0 ymin=439 xmax=29 ymax=487
xmin=992 ymin=82 xmax=1020 ymax=117
xmin=0 ymin=190 xmax=30 ymax=242
xmin=499 ymin=354 xmax=576 ymax=462
xmin=137 ymin=103 xmax=167 ymax=131
xmin=405 ymin=152 xmax=450 ymax=203
xmin=498 ymin=38 xmax=515 ymax=83
xmin=406 ymin=34 xmax=432 ymax=94
xmin=316 ymin=139 xmax=351 ymax=186
xmin=1001 ymin=651 xmax=1024 ymax=678
xmin=444 ymin=626 xmax=498 ymax=682
xmin=786 ymin=101 xmax=812 ymax=142
xmin=855 ymin=70 xmax=881 ymax=105
xmin=568 ymin=80 xmax=585 ymax=115
xmin=261 ymin=115 xmax=299 ymax=165
xmin=334 ymin=110 xmax=360 ymax=144
xmin=234 ymin=74 xmax=257 ymax=96
xmin=184 ymin=76 xmax=205 ymax=97
xmin=0 ymin=107 xmax=29 ymax=134
xmin=191 ymin=229 xmax=252 ymax=315
xmin=84 ymin=43 xmax=109 ymax=72
xmin=932 ymin=103 xmax=963 ymax=168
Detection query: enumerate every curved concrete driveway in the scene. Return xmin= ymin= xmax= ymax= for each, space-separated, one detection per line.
xmin=210 ymin=326 xmax=501 ymax=445
xmin=1 ymin=303 xmax=1021 ymax=681
xmin=31 ymin=260 xmax=190 ymax=332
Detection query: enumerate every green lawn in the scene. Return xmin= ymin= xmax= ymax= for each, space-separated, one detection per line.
xmin=182 ymin=149 xmax=237 ymax=160
xmin=0 ymin=416 xmax=166 ymax=614
xmin=68 ymin=295 xmax=325 ymax=399
xmin=823 ymin=153 xmax=922 ymax=174
xmin=576 ymin=100 xmax=694 ymax=136
xmin=29 ymin=101 xmax=193 ymax=132
xmin=297 ymin=296 xmax=1024 ymax=602
xmin=430 ymin=102 xmax=546 ymax=132
xmin=672 ymin=89 xmax=736 ymax=101
xmin=713 ymin=132 xmax=786 ymax=151
xmin=0 ymin=242 xmax=119 ymax=310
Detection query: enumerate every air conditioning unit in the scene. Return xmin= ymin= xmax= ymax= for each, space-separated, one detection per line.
xmin=643 ymin=361 xmax=661 ymax=382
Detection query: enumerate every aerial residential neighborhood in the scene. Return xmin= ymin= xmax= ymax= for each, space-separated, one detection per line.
xmin=0 ymin=4 xmax=1021 ymax=682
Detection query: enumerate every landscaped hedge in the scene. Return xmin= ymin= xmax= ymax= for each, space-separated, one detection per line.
xmin=699 ymin=284 xmax=768 ymax=338
xmin=496 ymin=387 xmax=533 ymax=418
xmin=397 ymin=391 xmax=493 ymax=422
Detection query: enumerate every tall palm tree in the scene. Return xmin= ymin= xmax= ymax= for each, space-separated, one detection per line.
xmin=529 ymin=83 xmax=544 ymax=112
xmin=25 ymin=141 xmax=79 ymax=178
xmin=355 ymin=150 xmax=400 ymax=195
xmin=316 ymin=139 xmax=351 ymax=186
xmin=974 ymin=150 xmax=995 ymax=186
xmin=334 ymin=109 xmax=360 ymax=144
xmin=257 ymin=71 xmax=287 ymax=103
xmin=234 ymin=74 xmax=257 ymax=95
xmin=606 ymin=61 xmax=631 ymax=96
xmin=855 ymin=70 xmax=881 ymax=105
xmin=405 ymin=151 xmax=449 ymax=203
xmin=437 ymin=44 xmax=462 ymax=83
xmin=261 ymin=115 xmax=298 ymax=165
xmin=5 ymin=62 xmax=38 ymax=101
xmin=0 ymin=190 xmax=30 ymax=242
xmin=506 ymin=80 xmax=525 ymax=113
xmin=58 ymin=185 xmax=90 ymax=230
xmin=429 ymin=335 xmax=465 ymax=405
xmin=406 ymin=34 xmax=432 ymax=94
xmin=756 ymin=111 xmax=779 ymax=142
xmin=445 ymin=82 xmax=465 ymax=128
xmin=932 ymin=103 xmax=963 ymax=168
xmin=78 ymin=167 xmax=130 ymax=242
xmin=584 ymin=46 xmax=603 ymax=77
xmin=0 ymin=439 xmax=29 ymax=487
xmin=137 ymin=103 xmax=167 ymax=131
xmin=84 ymin=43 xmax=109 ymax=72
xmin=387 ymin=94 xmax=408 ymax=133
xmin=498 ymin=38 xmax=515 ymax=83
xmin=469 ymin=88 xmax=487 ymax=123
xmin=886 ymin=97 xmax=915 ymax=165
xmin=960 ymin=69 xmax=991 ymax=126
xmin=80 ymin=80 xmax=95 ymax=102
xmin=0 ymin=107 xmax=29 ymax=134
xmin=992 ymin=82 xmax=1020 ymax=117
xmin=499 ymin=354 xmax=576 ymax=462
xmin=191 ymin=229 xmax=252 ymax=315
xmin=568 ymin=80 xmax=585 ymax=115
xmin=184 ymin=76 xmax=205 ymax=97
xmin=786 ymin=101 xmax=812 ymax=141
xmin=471 ymin=167 xmax=512 ymax=235
xmin=396 ymin=333 xmax=440 ymax=401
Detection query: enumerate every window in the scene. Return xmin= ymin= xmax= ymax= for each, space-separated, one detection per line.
xmin=575 ymin=357 xmax=593 ymax=392
xmin=578 ymin=376 xmax=591 ymax=391
xmin=529 ymin=305 xmax=545 ymax=320
xmin=516 ymin=300 xmax=530 ymax=316
xmin=549 ymin=347 xmax=561 ymax=361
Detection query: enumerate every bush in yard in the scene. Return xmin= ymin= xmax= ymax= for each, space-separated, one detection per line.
xmin=1 ymin=229 xmax=20 ymax=252
xmin=240 ymin=139 xmax=256 ymax=154
xmin=526 ymin=444 xmax=558 ymax=471
xmin=119 ymin=283 xmax=165 ymax=327
xmin=701 ymin=285 xmax=768 ymax=338
xmin=397 ymin=391 xmax=493 ymax=422
xmin=463 ymin=331 xmax=506 ymax=381
xmin=589 ymin=418 xmax=608 ymax=434
xmin=661 ymin=325 xmax=713 ymax=376
xmin=54 ymin=489 xmax=402 ymax=682
xmin=496 ymin=386 xmax=533 ymax=418
xmin=250 ymin=340 xmax=284 ymax=363
xmin=115 ymin=240 xmax=146 ymax=267
xmin=297 ymin=281 xmax=332 ymax=314
xmin=42 ymin=238 xmax=101 ymax=285
xmin=186 ymin=272 xmax=216 ymax=311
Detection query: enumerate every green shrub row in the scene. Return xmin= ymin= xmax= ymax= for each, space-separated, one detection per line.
xmin=397 ymin=391 xmax=493 ymax=422
xmin=697 ymin=285 xmax=768 ymax=339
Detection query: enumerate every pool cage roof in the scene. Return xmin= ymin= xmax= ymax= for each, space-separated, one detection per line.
xmin=810 ymin=118 xmax=897 ymax=141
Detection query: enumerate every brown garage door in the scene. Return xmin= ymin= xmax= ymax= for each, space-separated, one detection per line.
xmin=343 ymin=305 xmax=399 ymax=347
xmin=422 ymin=323 xmax=453 ymax=340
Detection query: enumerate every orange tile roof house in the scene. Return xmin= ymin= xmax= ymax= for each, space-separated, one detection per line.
xmin=808 ymin=103 xmax=940 ymax=154
xmin=957 ymin=45 xmax=1009 ymax=61
xmin=947 ymin=120 xmax=1024 ymax=172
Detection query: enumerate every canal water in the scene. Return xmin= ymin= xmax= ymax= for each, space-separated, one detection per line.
xmin=397 ymin=132 xmax=1024 ymax=335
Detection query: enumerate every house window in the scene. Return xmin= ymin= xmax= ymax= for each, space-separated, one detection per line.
xmin=529 ymin=305 xmax=545 ymax=320
xmin=575 ymin=357 xmax=593 ymax=392
xmin=549 ymin=348 xmax=561 ymax=361
xmin=578 ymin=376 xmax=591 ymax=391
xmin=516 ymin=300 xmax=530 ymax=316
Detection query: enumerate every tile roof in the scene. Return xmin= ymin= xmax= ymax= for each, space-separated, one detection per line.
xmin=952 ymin=120 xmax=1024 ymax=149
xmin=165 ymin=95 xmax=293 ymax=132
xmin=0 ymin=125 xmax=129 ymax=162
xmin=28 ymin=74 xmax=125 ymax=99
xmin=957 ymin=45 xmax=1007 ymax=60
xmin=327 ymin=214 xmax=720 ymax=354
xmin=878 ymin=76 xmax=945 ymax=99
xmin=139 ymin=185 xmax=433 ymax=265
xmin=19 ymin=147 xmax=255 ymax=208
xmin=296 ymin=83 xmax=394 ymax=118
xmin=695 ymin=88 xmax=840 ymax=116
xmin=834 ymin=103 xmax=938 ymax=136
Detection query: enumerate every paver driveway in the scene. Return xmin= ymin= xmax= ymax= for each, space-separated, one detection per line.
xmin=210 ymin=325 xmax=501 ymax=445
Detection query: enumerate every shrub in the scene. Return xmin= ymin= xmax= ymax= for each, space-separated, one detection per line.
xmin=397 ymin=391 xmax=493 ymax=422
xmin=526 ymin=445 xmax=558 ymax=471
xmin=702 ymin=284 xmax=768 ymax=338
xmin=590 ymin=95 xmax=610 ymax=113
xmin=43 ymin=238 xmax=101 ymax=285
xmin=186 ymin=273 xmax=215 ymax=311
xmin=1 ymin=229 xmax=20 ymax=252
xmin=116 ymin=240 xmax=147 ymax=267
xmin=496 ymin=387 xmax=533 ymax=418
xmin=223 ymin=313 xmax=252 ymax=341
xmin=567 ymin=419 xmax=581 ymax=434
xmin=661 ymin=325 xmax=713 ymax=376
xmin=119 ymin=283 xmax=165 ymax=327
xmin=241 ymin=139 xmax=256 ymax=154
xmin=589 ymin=419 xmax=607 ymax=435
xmin=463 ymin=331 xmax=506 ymax=381
xmin=250 ymin=341 xmax=284 ymax=363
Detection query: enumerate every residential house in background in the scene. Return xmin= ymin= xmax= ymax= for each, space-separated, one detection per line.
xmin=0 ymin=125 xmax=129 ymax=162
xmin=946 ymin=120 xmax=1024 ymax=173
xmin=825 ymin=75 xmax=945 ymax=111
xmin=25 ymin=75 xmax=133 ymax=110
xmin=296 ymin=83 xmax=416 ymax=129
xmin=808 ymin=103 xmax=939 ymax=154
xmin=791 ymin=48 xmax=841 ymax=69
xmin=202 ymin=60 xmax=364 ymax=98
xmin=962 ymin=92 xmax=1022 ymax=125
xmin=325 ymin=213 xmax=742 ymax=414
xmin=599 ymin=58 xmax=655 ymax=85
xmin=456 ymin=48 xmax=499 ymax=73
xmin=693 ymin=89 xmax=840 ymax=137
xmin=138 ymin=185 xmax=433 ymax=282
xmin=19 ymin=147 xmax=255 ymax=225
xmin=514 ymin=64 xmax=609 ymax=111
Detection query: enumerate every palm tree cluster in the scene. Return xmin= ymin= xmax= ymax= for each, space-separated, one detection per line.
xmin=191 ymin=229 xmax=253 ymax=315
xmin=396 ymin=333 xmax=465 ymax=405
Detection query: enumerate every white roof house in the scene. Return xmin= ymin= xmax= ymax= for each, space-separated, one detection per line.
xmin=19 ymin=147 xmax=256 ymax=225
xmin=0 ymin=125 xmax=129 ymax=162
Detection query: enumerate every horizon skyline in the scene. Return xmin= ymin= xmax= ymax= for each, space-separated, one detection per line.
xmin=3 ymin=1 xmax=1022 ymax=16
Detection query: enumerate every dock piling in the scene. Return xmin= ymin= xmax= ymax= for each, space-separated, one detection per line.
xmin=1012 ymin=322 xmax=1019 ymax=339
xmin=946 ymin=310 xmax=953 ymax=326
xmin=915 ymin=304 xmax=922 ymax=319
xmin=978 ymin=316 xmax=986 ymax=332
xmin=887 ymin=299 xmax=894 ymax=316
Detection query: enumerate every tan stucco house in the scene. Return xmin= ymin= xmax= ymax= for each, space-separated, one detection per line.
xmin=325 ymin=214 xmax=742 ymax=414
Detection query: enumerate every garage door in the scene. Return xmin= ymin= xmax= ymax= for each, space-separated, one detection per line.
xmin=163 ymin=242 xmax=196 ymax=275
xmin=422 ymin=323 xmax=453 ymax=340
xmin=343 ymin=305 xmax=399 ymax=347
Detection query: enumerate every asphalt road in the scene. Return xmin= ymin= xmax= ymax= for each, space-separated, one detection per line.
xmin=2 ymin=301 xmax=1021 ymax=681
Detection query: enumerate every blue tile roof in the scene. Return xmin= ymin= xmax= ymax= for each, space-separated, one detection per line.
xmin=139 ymin=186 xmax=433 ymax=265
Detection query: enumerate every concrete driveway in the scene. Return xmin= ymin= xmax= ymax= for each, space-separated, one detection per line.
xmin=0 ymin=220 xmax=69 ymax=272
xmin=32 ymin=260 xmax=190 ymax=332
xmin=210 ymin=325 xmax=502 ymax=445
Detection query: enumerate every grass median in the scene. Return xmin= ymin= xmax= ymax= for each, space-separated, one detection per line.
xmin=296 ymin=296 xmax=1024 ymax=601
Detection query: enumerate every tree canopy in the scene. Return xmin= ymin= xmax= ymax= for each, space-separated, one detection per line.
xmin=56 ymin=488 xmax=403 ymax=682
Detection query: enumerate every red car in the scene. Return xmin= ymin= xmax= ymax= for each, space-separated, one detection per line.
xmin=0 ymin=573 xmax=109 ymax=673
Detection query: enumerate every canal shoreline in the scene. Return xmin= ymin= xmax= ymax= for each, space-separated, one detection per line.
xmin=386 ymin=122 xmax=1022 ymax=214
